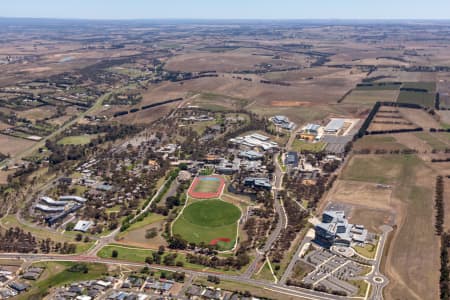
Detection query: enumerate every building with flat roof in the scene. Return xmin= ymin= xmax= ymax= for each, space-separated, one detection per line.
xmin=35 ymin=204 xmax=65 ymax=213
xmin=74 ymin=220 xmax=93 ymax=232
xmin=244 ymin=177 xmax=272 ymax=190
xmin=315 ymin=210 xmax=368 ymax=247
xmin=238 ymin=150 xmax=264 ymax=160
xmin=40 ymin=196 xmax=68 ymax=206
xmin=285 ymin=152 xmax=299 ymax=166
xmin=229 ymin=134 xmax=278 ymax=151
xmin=59 ymin=195 xmax=87 ymax=203
xmin=324 ymin=118 xmax=345 ymax=134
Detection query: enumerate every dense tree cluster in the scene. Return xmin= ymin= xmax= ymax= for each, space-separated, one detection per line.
xmin=269 ymin=198 xmax=308 ymax=263
xmin=0 ymin=227 xmax=77 ymax=254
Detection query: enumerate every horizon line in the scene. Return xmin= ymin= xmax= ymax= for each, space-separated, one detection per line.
xmin=1 ymin=16 xmax=450 ymax=22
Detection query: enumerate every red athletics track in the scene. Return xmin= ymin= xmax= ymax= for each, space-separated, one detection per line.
xmin=187 ymin=175 xmax=225 ymax=199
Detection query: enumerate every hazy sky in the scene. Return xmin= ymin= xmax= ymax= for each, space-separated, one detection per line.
xmin=2 ymin=0 xmax=450 ymax=20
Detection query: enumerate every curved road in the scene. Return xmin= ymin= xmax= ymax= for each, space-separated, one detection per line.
xmin=243 ymin=151 xmax=287 ymax=279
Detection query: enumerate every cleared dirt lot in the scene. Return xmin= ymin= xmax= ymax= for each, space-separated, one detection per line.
xmin=325 ymin=179 xmax=393 ymax=210
xmin=399 ymin=107 xmax=442 ymax=129
xmin=342 ymin=89 xmax=399 ymax=105
xmin=349 ymin=207 xmax=394 ymax=234
xmin=0 ymin=134 xmax=36 ymax=157
xmin=16 ymin=106 xmax=57 ymax=122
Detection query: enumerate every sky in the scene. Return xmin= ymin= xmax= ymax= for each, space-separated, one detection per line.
xmin=2 ymin=0 xmax=450 ymax=20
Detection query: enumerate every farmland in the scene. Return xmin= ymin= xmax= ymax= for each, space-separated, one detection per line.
xmin=340 ymin=151 xmax=439 ymax=300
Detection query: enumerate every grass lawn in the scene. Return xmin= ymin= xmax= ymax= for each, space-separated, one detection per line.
xmin=97 ymin=244 xmax=244 ymax=274
xmin=291 ymin=260 xmax=314 ymax=281
xmin=291 ymin=139 xmax=326 ymax=153
xmin=172 ymin=199 xmax=240 ymax=250
xmin=252 ymin=261 xmax=275 ymax=282
xmin=117 ymin=213 xmax=165 ymax=238
xmin=189 ymin=120 xmax=217 ymax=135
xmin=57 ymin=134 xmax=97 ymax=145
xmin=17 ymin=261 xmax=107 ymax=300
xmin=342 ymin=154 xmax=421 ymax=184
xmin=354 ymin=242 xmax=377 ymax=259
xmin=349 ymin=279 xmax=370 ymax=297
xmin=414 ymin=132 xmax=449 ymax=150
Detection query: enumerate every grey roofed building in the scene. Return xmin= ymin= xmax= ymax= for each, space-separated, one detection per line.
xmin=315 ymin=210 xmax=368 ymax=247
xmin=238 ymin=150 xmax=264 ymax=160
xmin=303 ymin=123 xmax=321 ymax=134
xmin=22 ymin=272 xmax=40 ymax=280
xmin=96 ymin=183 xmax=114 ymax=192
xmin=272 ymin=115 xmax=296 ymax=130
xmin=74 ymin=220 xmax=93 ymax=232
xmin=59 ymin=195 xmax=87 ymax=203
xmin=40 ymin=196 xmax=68 ymax=206
xmin=249 ymin=133 xmax=270 ymax=141
xmin=244 ymin=177 xmax=272 ymax=190
xmin=285 ymin=151 xmax=299 ymax=166
xmin=9 ymin=281 xmax=28 ymax=292
xmin=324 ymin=118 xmax=345 ymax=133
xmin=216 ymin=159 xmax=240 ymax=175
xmin=35 ymin=204 xmax=65 ymax=213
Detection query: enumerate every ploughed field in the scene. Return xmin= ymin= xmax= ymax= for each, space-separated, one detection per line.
xmin=172 ymin=199 xmax=241 ymax=250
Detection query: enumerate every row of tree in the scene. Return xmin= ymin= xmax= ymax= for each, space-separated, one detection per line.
xmin=436 ymin=176 xmax=445 ymax=235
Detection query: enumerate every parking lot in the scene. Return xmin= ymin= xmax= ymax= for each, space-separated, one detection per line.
xmin=301 ymin=249 xmax=368 ymax=296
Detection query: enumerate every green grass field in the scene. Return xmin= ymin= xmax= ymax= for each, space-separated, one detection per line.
xmin=97 ymin=244 xmax=244 ymax=274
xmin=291 ymin=139 xmax=326 ymax=153
xmin=354 ymin=82 xmax=401 ymax=91
xmin=396 ymin=90 xmax=435 ymax=107
xmin=402 ymin=82 xmax=436 ymax=92
xmin=353 ymin=135 xmax=408 ymax=151
xmin=17 ymin=261 xmax=107 ymax=300
xmin=172 ymin=199 xmax=241 ymax=250
xmin=57 ymin=134 xmax=97 ymax=145
xmin=193 ymin=179 xmax=221 ymax=194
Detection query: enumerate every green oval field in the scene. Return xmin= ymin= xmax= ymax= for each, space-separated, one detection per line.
xmin=172 ymin=199 xmax=241 ymax=250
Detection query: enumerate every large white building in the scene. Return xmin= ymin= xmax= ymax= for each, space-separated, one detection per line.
xmin=229 ymin=133 xmax=278 ymax=151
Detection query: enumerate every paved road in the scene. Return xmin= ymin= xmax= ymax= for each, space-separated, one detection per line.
xmin=279 ymin=234 xmax=313 ymax=285
xmin=0 ymin=253 xmax=347 ymax=300
xmin=367 ymin=225 xmax=392 ymax=300
xmin=242 ymin=151 xmax=287 ymax=279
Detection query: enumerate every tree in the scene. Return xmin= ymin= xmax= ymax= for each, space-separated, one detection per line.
xmin=112 ymin=250 xmax=118 ymax=258
xmin=75 ymin=233 xmax=83 ymax=242
xmin=65 ymin=222 xmax=75 ymax=231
